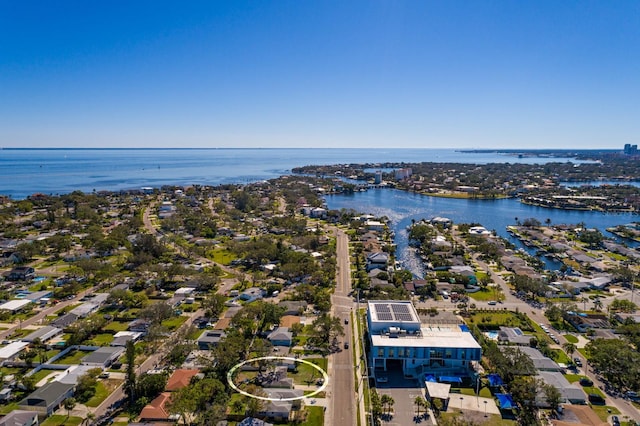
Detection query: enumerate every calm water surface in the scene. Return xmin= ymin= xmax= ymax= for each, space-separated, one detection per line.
xmin=0 ymin=148 xmax=592 ymax=199
xmin=325 ymin=189 xmax=638 ymax=276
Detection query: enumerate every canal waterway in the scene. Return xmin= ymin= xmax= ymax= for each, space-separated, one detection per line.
xmin=325 ymin=188 xmax=639 ymax=277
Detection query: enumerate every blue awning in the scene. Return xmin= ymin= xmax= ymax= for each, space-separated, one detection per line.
xmin=487 ymin=374 xmax=504 ymax=386
xmin=438 ymin=376 xmax=463 ymax=383
xmin=425 ymin=374 xmax=437 ymax=382
xmin=496 ymin=393 xmax=515 ymax=409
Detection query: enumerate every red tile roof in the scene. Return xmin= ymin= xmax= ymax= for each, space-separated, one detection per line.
xmin=139 ymin=392 xmax=172 ymax=421
xmin=165 ymin=369 xmax=199 ymax=391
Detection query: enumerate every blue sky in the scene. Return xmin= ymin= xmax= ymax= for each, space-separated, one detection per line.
xmin=1 ymin=1 xmax=638 ymax=149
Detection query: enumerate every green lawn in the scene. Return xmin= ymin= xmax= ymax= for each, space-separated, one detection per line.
xmin=103 ymin=321 xmax=129 ymax=332
xmin=469 ymin=289 xmax=499 ymax=301
xmin=53 ymin=350 xmax=90 ymax=365
xmin=87 ymin=333 xmax=114 ymax=346
xmin=563 ymin=334 xmax=579 ymax=343
xmin=162 ymin=316 xmax=188 ymax=330
xmin=0 ymin=402 xmax=19 ymax=415
xmin=591 ymin=405 xmax=620 ymax=422
xmin=30 ymin=369 xmax=58 ymax=383
xmin=85 ymin=381 xmax=110 ymax=407
xmin=41 ymin=415 xmax=83 ymax=426
xmin=298 ymin=405 xmax=324 ymax=426
xmin=207 ymin=248 xmax=237 ymax=265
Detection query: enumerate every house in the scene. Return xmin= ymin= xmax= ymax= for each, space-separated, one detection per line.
xmin=0 ymin=342 xmax=29 ymax=364
xmin=55 ymin=365 xmax=96 ymax=385
xmin=81 ymin=346 xmax=124 ymax=368
xmin=22 ymin=326 xmax=62 ymax=344
xmin=365 ymin=220 xmax=385 ymax=232
xmin=197 ymin=330 xmax=226 ymax=350
xmin=0 ymin=409 xmax=39 ymax=426
xmin=22 ymin=291 xmax=53 ymax=304
xmin=506 ymin=347 xmax=564 ymax=373
xmin=110 ymin=331 xmax=143 ymax=347
xmin=239 ymin=288 xmax=266 ymax=303
xmin=537 ymin=371 xmax=587 ymax=405
xmin=366 ymin=252 xmax=389 ymax=272
xmin=165 ymin=369 xmax=200 ymax=391
xmin=18 ymin=381 xmax=75 ymax=417
xmin=267 ymin=327 xmax=293 ymax=347
xmin=497 ymin=327 xmax=534 ymax=346
xmin=238 ymin=418 xmax=273 ymax=426
xmin=260 ymin=388 xmax=304 ymax=421
xmin=128 ymin=319 xmax=151 ymax=333
xmin=279 ymin=315 xmax=301 ymax=328
xmin=367 ymin=301 xmax=481 ymax=378
xmin=0 ymin=300 xmax=32 ymax=313
xmin=7 ymin=267 xmax=35 ymax=281
xmin=51 ymin=313 xmax=79 ymax=328
xmin=278 ymin=301 xmax=307 ymax=316
xmin=138 ymin=392 xmax=175 ymax=423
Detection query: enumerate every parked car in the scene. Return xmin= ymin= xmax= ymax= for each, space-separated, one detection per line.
xmin=612 ymin=415 xmax=620 ymax=426
xmin=579 ymin=378 xmax=593 ymax=386
xmin=574 ymin=357 xmax=583 ymax=367
xmin=376 ymin=376 xmax=388 ymax=383
xmin=588 ymin=393 xmax=605 ymax=405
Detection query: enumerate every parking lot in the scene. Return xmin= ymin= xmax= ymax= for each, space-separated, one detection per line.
xmin=375 ymin=371 xmax=431 ymax=425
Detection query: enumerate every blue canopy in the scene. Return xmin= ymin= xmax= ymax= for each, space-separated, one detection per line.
xmin=438 ymin=376 xmax=463 ymax=383
xmin=425 ymin=374 xmax=437 ymax=382
xmin=496 ymin=393 xmax=515 ymax=409
xmin=487 ymin=374 xmax=504 ymax=386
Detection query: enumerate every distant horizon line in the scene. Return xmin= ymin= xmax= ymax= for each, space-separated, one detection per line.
xmin=0 ymin=147 xmax=622 ymax=152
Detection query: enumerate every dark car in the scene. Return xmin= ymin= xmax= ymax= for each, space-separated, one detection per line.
xmin=574 ymin=357 xmax=583 ymax=367
xmin=588 ymin=393 xmax=605 ymax=405
xmin=612 ymin=415 xmax=620 ymax=426
xmin=579 ymin=378 xmax=594 ymax=386
xmin=343 ymin=342 xmax=349 ymax=349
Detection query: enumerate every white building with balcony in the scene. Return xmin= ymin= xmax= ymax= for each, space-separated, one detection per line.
xmin=367 ymin=301 xmax=481 ymax=378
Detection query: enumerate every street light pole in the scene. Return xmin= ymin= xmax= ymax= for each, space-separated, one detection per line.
xmin=484 ymin=400 xmax=488 ymax=417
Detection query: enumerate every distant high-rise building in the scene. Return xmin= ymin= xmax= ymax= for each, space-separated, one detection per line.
xmin=624 ymin=144 xmax=638 ymax=155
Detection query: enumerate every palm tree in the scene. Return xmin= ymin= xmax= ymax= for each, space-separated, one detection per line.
xmin=593 ymin=298 xmax=603 ymax=312
xmin=414 ymin=396 xmax=424 ymax=418
xmin=83 ymin=412 xmax=96 ymax=426
xmin=63 ymin=397 xmax=76 ymax=419
xmin=381 ymin=394 xmax=394 ymax=416
xmin=562 ymin=342 xmax=577 ymax=360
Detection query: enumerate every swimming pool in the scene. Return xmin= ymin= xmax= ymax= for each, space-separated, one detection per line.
xmin=484 ymin=331 xmax=499 ymax=340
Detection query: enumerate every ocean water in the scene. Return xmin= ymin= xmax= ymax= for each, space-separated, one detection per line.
xmin=0 ymin=148 xmax=591 ymax=199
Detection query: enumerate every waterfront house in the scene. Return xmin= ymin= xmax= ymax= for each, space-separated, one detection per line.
xmin=367 ymin=301 xmax=481 ymax=378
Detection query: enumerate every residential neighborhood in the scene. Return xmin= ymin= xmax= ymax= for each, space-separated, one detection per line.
xmin=0 ymin=174 xmax=638 ymax=426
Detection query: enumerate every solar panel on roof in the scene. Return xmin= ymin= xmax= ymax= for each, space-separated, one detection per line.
xmin=374 ymin=304 xmax=394 ymax=321
xmin=375 ymin=304 xmax=391 ymax=313
xmin=390 ymin=303 xmax=414 ymax=321
xmin=377 ymin=313 xmax=393 ymax=321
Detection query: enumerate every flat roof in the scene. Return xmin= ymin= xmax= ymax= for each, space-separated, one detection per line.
xmin=0 ymin=341 xmax=29 ymax=359
xmin=371 ymin=328 xmax=481 ymax=349
xmin=368 ymin=301 xmax=420 ymax=324
xmin=0 ymin=299 xmax=31 ymax=312
xmin=22 ymin=326 xmax=62 ymax=343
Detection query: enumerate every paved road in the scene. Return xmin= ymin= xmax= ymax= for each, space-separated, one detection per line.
xmin=93 ymin=307 xmax=204 ymax=419
xmin=0 ymin=285 xmax=98 ymax=340
xmin=327 ymin=228 xmax=357 ymax=426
